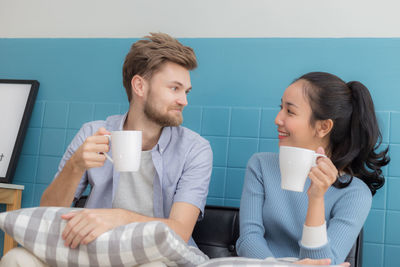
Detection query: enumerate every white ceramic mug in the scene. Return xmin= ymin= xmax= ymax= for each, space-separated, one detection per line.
xmin=279 ymin=146 xmax=326 ymax=192
xmin=104 ymin=131 xmax=142 ymax=172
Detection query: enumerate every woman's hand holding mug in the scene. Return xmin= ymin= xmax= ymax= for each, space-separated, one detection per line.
xmin=307 ymin=147 xmax=338 ymax=199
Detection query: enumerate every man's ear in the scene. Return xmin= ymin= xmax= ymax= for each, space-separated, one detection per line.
xmin=316 ymin=119 xmax=333 ymax=138
xmin=131 ymin=75 xmax=146 ymax=98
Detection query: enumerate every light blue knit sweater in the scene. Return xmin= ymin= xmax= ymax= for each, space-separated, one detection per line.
xmin=236 ymin=153 xmax=372 ymax=265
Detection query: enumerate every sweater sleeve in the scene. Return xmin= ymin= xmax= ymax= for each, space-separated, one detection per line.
xmin=301 ymin=222 xmax=328 ymax=247
xmin=298 ymin=179 xmax=372 ymax=264
xmin=236 ymin=154 xmax=275 ymax=259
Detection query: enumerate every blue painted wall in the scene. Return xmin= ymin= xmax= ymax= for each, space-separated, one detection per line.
xmin=1 ymin=38 xmax=400 ymax=266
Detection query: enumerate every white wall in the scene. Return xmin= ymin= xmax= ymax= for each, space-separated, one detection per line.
xmin=1 ymin=0 xmax=400 ymax=38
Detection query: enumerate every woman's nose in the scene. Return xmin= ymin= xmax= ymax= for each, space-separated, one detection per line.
xmin=275 ymin=111 xmax=283 ymax=126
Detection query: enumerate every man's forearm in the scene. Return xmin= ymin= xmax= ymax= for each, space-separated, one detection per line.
xmin=118 ymin=201 xmax=199 ymax=243
xmin=40 ymin=159 xmax=85 ymax=207
xmin=60 ymin=203 xmax=199 ymax=247
xmin=120 ymin=209 xmax=193 ymax=243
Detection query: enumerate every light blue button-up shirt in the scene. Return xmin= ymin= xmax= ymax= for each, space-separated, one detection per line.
xmin=54 ymin=114 xmax=213 ymax=244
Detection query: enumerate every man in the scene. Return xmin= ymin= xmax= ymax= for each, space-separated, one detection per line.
xmin=1 ymin=33 xmax=212 ymax=266
xmin=42 ymin=32 xmax=212 ymax=247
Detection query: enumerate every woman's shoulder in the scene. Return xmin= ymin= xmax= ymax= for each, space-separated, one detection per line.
xmin=248 ymin=152 xmax=279 ymax=166
xmin=349 ymin=176 xmax=373 ymax=199
xmin=330 ymin=175 xmax=373 ymax=205
xmin=244 ymin=152 xmax=281 ymax=187
xmin=327 ymin=175 xmax=373 ymax=225
xmin=344 ymin=176 xmax=372 ymax=195
xmin=246 ymin=152 xmax=280 ymax=176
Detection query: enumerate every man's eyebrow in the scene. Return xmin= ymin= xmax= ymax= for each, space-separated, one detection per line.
xmin=169 ymin=81 xmax=192 ymax=90
xmin=170 ymin=81 xmax=183 ymax=86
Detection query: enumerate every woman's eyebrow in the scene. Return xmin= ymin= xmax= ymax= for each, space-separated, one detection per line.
xmin=283 ymin=100 xmax=299 ymax=108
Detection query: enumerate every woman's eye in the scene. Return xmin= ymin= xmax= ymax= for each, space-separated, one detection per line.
xmin=287 ymin=109 xmax=294 ymax=115
xmin=171 ymin=87 xmax=177 ymax=91
xmin=279 ymin=104 xmax=283 ymax=110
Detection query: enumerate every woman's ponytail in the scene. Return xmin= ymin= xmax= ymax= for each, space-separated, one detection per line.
xmin=346 ymin=81 xmax=389 ymax=194
xmin=296 ymin=72 xmax=389 ymax=195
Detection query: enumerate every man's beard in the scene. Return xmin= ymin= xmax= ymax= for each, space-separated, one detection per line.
xmin=144 ymin=100 xmax=183 ymax=127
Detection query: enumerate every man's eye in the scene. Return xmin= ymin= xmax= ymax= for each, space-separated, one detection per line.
xmin=185 ymin=90 xmax=191 ymax=95
xmin=171 ymin=87 xmax=177 ymax=91
xmin=287 ymin=109 xmax=294 ymax=115
xmin=279 ymin=104 xmax=283 ymax=110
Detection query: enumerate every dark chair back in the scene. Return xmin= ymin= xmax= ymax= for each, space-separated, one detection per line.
xmin=192 ymin=205 xmax=239 ymax=258
xmin=192 ymin=205 xmax=363 ymax=267
xmin=73 ymin=195 xmax=88 ymax=208
xmin=345 ymin=230 xmax=363 ymax=267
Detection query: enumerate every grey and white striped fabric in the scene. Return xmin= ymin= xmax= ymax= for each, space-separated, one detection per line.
xmin=0 ymin=207 xmax=208 ymax=267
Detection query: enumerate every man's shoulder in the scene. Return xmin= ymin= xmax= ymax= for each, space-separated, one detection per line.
xmin=80 ymin=114 xmax=124 ymax=134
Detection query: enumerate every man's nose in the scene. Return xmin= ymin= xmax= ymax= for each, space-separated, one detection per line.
xmin=177 ymin=92 xmax=188 ymax=106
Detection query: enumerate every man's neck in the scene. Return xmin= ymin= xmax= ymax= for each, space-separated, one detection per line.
xmin=123 ymin=107 xmax=163 ymax=151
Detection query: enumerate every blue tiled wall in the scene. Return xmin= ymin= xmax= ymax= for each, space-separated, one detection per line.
xmin=1 ymin=38 xmax=400 ymax=266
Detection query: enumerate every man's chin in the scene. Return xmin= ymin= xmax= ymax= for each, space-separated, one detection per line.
xmin=156 ymin=115 xmax=183 ymax=127
xmin=168 ymin=117 xmax=183 ymax=127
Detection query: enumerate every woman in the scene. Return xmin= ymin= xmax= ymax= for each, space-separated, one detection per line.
xmin=236 ymin=72 xmax=389 ymax=265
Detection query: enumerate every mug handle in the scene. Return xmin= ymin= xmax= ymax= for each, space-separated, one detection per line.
xmin=312 ymin=153 xmax=327 ymax=167
xmin=102 ymin=135 xmax=113 ymax=163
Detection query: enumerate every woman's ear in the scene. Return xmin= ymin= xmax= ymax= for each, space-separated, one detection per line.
xmin=131 ymin=75 xmax=146 ymax=98
xmin=316 ymin=119 xmax=334 ymax=138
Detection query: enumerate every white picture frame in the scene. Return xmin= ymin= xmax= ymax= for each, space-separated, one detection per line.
xmin=0 ymin=80 xmax=39 ymax=183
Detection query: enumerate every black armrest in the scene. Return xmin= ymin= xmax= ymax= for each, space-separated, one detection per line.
xmin=344 ymin=229 xmax=363 ymax=267
xmin=73 ymin=195 xmax=88 ymax=208
xmin=192 ymin=205 xmax=240 ymax=258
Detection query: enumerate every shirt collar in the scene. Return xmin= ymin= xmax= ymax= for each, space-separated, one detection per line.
xmin=118 ymin=113 xmax=128 ymax=131
xmin=156 ymin=127 xmax=172 ymax=154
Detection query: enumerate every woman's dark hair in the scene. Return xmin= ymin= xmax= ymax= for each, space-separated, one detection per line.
xmin=295 ymin=72 xmax=389 ymax=195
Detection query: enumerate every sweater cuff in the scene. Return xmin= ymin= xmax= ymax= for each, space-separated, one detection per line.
xmin=301 ymin=222 xmax=328 ymax=248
